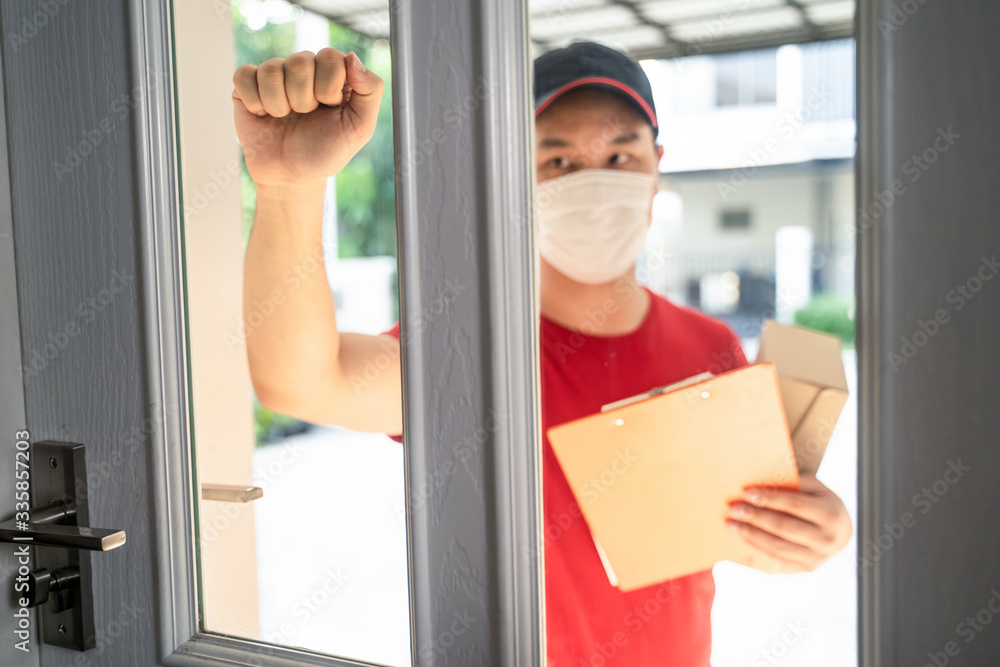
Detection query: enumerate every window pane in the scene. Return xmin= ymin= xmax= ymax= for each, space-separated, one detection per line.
xmin=716 ymin=54 xmax=741 ymax=107
xmin=177 ymin=0 xmax=410 ymax=664
xmin=530 ymin=28 xmax=857 ymax=666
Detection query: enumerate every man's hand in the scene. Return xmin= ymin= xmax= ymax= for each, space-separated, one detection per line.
xmin=231 ymin=49 xmax=385 ymax=189
xmin=725 ymin=472 xmax=852 ymax=573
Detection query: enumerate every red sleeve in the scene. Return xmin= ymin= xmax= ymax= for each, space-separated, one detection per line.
xmin=726 ymin=325 xmax=750 ymax=370
xmin=380 ymin=320 xmax=400 ymax=340
xmin=379 ymin=321 xmax=403 ymax=443
xmin=703 ymin=325 xmax=749 ymax=376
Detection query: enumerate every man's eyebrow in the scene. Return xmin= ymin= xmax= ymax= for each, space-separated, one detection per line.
xmin=538 ymin=136 xmax=571 ymax=148
xmin=611 ymin=131 xmax=640 ymax=144
xmin=538 ymin=131 xmax=641 ymax=148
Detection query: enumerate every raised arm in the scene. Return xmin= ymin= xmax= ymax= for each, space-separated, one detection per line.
xmin=233 ymin=49 xmax=401 ymax=435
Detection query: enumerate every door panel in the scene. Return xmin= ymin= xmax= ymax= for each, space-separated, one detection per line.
xmin=0 ymin=0 xmax=160 ymax=663
xmin=0 ymin=33 xmax=39 ymax=666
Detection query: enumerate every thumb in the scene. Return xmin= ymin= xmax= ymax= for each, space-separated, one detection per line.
xmin=343 ymin=52 xmax=385 ymax=137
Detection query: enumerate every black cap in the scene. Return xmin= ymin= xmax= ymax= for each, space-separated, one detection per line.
xmin=533 ymin=41 xmax=659 ymax=139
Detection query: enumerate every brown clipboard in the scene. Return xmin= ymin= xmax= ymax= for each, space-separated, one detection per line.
xmin=547 ymin=362 xmax=800 ymax=592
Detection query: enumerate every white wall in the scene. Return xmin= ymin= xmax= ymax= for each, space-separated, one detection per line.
xmin=648 ymin=163 xmax=854 ymax=303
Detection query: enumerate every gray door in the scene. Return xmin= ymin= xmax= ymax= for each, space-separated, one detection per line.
xmin=3 ymin=0 xmax=1000 ymax=666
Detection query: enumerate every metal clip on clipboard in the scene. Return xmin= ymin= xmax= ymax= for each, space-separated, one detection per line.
xmin=600 ymin=372 xmax=716 ymax=413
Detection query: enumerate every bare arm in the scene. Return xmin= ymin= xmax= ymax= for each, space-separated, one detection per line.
xmin=234 ymin=49 xmax=401 ymax=434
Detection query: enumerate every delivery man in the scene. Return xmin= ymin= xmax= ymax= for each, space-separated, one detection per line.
xmin=233 ymin=40 xmax=851 ymax=665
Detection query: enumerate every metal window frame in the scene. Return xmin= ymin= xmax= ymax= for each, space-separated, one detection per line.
xmin=390 ymin=0 xmax=543 ymax=662
xmin=855 ymin=2 xmax=889 ymax=664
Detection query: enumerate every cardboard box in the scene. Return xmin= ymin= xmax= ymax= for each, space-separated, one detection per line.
xmin=754 ymin=319 xmax=850 ymax=475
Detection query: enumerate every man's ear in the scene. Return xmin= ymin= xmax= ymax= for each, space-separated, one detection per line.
xmin=651 ymin=145 xmax=664 ymax=198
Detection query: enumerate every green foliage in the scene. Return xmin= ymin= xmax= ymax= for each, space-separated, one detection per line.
xmin=253 ymin=397 xmax=309 ymax=448
xmin=329 ymin=31 xmax=396 ymax=259
xmin=793 ymin=294 xmax=855 ymax=347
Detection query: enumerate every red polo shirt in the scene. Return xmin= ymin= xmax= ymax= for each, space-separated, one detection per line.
xmin=381 ymin=286 xmax=748 ymax=665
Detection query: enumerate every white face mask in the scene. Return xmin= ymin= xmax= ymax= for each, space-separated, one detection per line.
xmin=534 ymin=168 xmax=657 ymax=285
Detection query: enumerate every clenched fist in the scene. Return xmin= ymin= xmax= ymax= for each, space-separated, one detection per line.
xmin=231 ymin=49 xmax=385 ymax=189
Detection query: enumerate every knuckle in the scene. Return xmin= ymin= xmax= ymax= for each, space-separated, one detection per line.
xmin=233 ymin=64 xmax=255 ymax=86
xmin=284 ymin=53 xmax=314 ymax=77
xmin=258 ymin=59 xmax=285 ymax=82
xmin=315 ymin=48 xmax=346 ymax=72
xmin=786 ymin=494 xmax=804 ymax=512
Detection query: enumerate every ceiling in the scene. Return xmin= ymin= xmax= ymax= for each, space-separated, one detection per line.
xmin=292 ymin=0 xmax=854 ymax=59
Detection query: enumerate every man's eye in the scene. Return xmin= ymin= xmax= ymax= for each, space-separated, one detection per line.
xmin=549 ymin=157 xmax=570 ymax=169
xmin=609 ymin=153 xmax=630 ymax=166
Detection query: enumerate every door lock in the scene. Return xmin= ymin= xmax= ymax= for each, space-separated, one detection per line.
xmin=0 ymin=441 xmax=127 ymax=651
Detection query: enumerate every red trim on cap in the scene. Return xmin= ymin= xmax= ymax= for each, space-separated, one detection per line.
xmin=535 ymin=76 xmax=658 ymax=129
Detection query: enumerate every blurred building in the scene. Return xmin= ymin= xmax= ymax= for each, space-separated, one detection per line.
xmin=638 ymin=39 xmax=855 ymax=335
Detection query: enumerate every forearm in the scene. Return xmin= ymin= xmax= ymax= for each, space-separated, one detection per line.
xmin=243 ymin=181 xmax=344 ymax=408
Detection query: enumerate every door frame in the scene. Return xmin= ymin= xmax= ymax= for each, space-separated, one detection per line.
xmin=140 ymin=0 xmax=544 ymax=664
